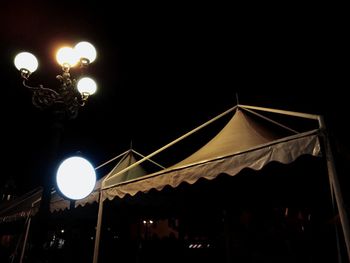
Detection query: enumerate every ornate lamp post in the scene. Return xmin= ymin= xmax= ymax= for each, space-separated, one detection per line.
xmin=13 ymin=41 xmax=98 ymax=262
xmin=14 ymin=41 xmax=97 ymax=118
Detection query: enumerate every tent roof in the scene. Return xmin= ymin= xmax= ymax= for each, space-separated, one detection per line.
xmin=74 ymin=149 xmax=162 ymax=208
xmin=0 ymin=188 xmax=72 ymax=222
xmin=170 ymin=108 xmax=286 ymax=169
xmin=0 ymin=105 xmax=322 ymax=220
xmin=0 ymin=149 xmax=164 ymax=220
xmin=102 ymin=150 xmax=148 ymax=188
xmin=102 ymin=105 xmax=321 ymax=200
xmin=0 ymin=187 xmax=41 ymax=223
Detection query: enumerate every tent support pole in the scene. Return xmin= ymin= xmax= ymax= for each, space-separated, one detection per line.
xmin=319 ymin=116 xmax=350 ymax=262
xmin=240 ymin=105 xmax=350 ymax=260
xmin=239 ymin=104 xmax=320 ymax=120
xmin=19 ymin=215 xmax=32 ymax=263
xmin=93 ymin=192 xmax=104 ymax=263
xmin=223 ymin=209 xmax=232 ymax=263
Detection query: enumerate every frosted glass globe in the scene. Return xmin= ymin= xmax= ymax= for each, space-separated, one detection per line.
xmin=14 ymin=52 xmax=38 ymax=73
xmin=56 ymin=156 xmax=96 ymax=200
xmin=56 ymin=47 xmax=79 ymax=67
xmin=75 ymin=41 xmax=96 ymax=63
xmin=77 ymin=77 xmax=97 ymax=95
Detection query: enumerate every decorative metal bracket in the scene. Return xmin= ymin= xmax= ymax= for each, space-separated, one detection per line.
xmin=20 ymin=65 xmax=89 ymax=119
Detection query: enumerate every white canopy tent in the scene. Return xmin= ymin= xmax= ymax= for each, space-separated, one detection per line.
xmin=91 ymin=104 xmax=349 ymax=263
xmin=1 ymin=104 xmax=348 ymax=262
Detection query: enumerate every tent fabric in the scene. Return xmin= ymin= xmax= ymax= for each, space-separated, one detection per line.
xmin=75 ymin=151 xmax=149 ymax=208
xmin=101 ymin=108 xmax=321 ymax=200
xmin=0 ymin=150 xmax=158 ymax=221
xmin=102 ymin=131 xmax=320 ymax=200
xmin=102 ymin=152 xmax=148 ymax=189
xmin=0 ymin=188 xmax=41 ymax=223
xmin=171 ymin=109 xmax=286 ymax=168
xmin=0 ymin=188 xmax=71 ymax=221
xmin=50 ymin=192 xmax=71 ymax=212
xmin=0 ymin=106 xmax=321 ymax=220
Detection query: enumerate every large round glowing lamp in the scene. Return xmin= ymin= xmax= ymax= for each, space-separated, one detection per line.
xmin=56 ymin=156 xmax=96 ymax=200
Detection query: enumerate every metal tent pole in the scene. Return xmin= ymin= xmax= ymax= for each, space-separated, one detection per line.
xmin=92 ymin=191 xmax=104 ymax=263
xmin=19 ymin=215 xmax=32 ymax=263
xmin=319 ymin=116 xmax=350 ymax=262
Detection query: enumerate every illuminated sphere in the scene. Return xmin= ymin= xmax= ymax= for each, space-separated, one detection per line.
xmin=77 ymin=77 xmax=97 ymax=95
xmin=75 ymin=41 xmax=97 ymax=63
xmin=14 ymin=52 xmax=38 ymax=73
xmin=56 ymin=156 xmax=96 ymax=200
xmin=56 ymin=47 xmax=79 ymax=67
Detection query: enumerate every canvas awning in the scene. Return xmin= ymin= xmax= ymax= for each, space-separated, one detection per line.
xmin=101 ymin=107 xmax=321 ymax=200
xmin=0 ymin=188 xmax=41 ymax=223
xmin=75 ymin=149 xmax=160 ymax=208
xmin=0 ymin=149 xmax=164 ymax=221
xmin=103 ymin=131 xmax=320 ymax=199
xmin=0 ymin=188 xmax=73 ymax=222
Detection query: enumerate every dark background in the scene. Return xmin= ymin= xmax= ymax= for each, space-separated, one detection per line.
xmin=0 ymin=1 xmax=348 ymax=198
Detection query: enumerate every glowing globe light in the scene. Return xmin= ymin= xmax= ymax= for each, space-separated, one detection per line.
xmin=74 ymin=41 xmax=97 ymax=63
xmin=56 ymin=47 xmax=79 ymax=67
xmin=77 ymin=77 xmax=97 ymax=95
xmin=56 ymin=156 xmax=96 ymax=200
xmin=14 ymin=52 xmax=39 ymax=73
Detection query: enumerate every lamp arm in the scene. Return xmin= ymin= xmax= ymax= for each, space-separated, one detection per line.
xmin=22 ymin=79 xmax=60 ymax=96
xmin=22 ymin=79 xmax=63 ymax=109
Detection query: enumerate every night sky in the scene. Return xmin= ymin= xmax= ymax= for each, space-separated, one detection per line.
xmin=0 ymin=1 xmax=348 ymax=196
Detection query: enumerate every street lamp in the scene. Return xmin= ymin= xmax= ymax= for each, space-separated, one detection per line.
xmin=13 ymin=41 xmax=98 ymax=262
xmin=56 ymin=156 xmax=96 ymax=200
xmin=14 ymin=41 xmax=97 ymax=118
xmin=13 ymin=40 xmax=97 ymax=201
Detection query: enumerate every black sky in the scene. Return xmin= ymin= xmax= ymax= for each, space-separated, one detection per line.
xmin=0 ymin=1 xmax=348 ymax=194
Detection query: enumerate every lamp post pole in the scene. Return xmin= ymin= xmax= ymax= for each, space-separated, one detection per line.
xmin=14 ymin=41 xmax=97 ymax=262
xmin=31 ymin=107 xmax=66 ymax=262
